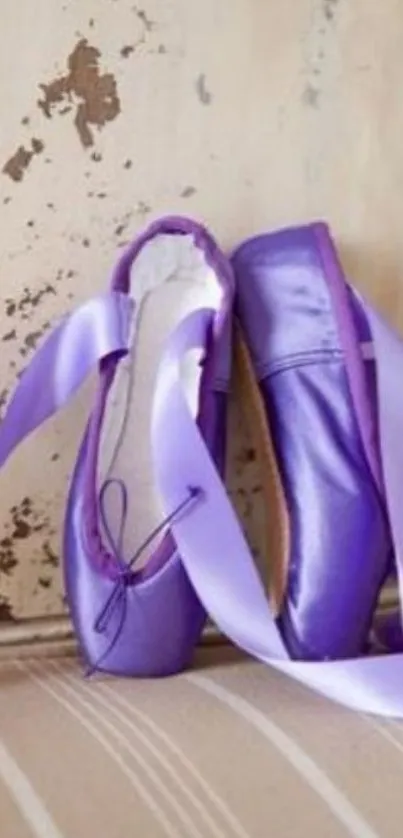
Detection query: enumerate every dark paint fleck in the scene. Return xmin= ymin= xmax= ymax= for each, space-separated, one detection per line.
xmin=24 ymin=330 xmax=45 ymax=351
xmin=323 ymin=0 xmax=339 ymax=21
xmin=302 ymin=84 xmax=320 ymax=108
xmin=2 ymin=329 xmax=16 ymax=342
xmin=124 ymin=159 xmax=132 ymax=169
xmin=0 ymin=499 xmax=55 ymax=579
xmin=0 ymin=597 xmax=15 ymax=621
xmin=3 ymin=138 xmax=45 ymax=182
xmin=0 ymin=538 xmax=18 ymax=576
xmin=181 ymin=186 xmax=197 ymax=198
xmin=19 ymin=497 xmax=32 ymax=517
xmin=42 ymin=540 xmax=59 ymax=567
xmin=31 ymin=138 xmax=44 ymax=154
xmin=0 ymin=388 xmax=9 ymax=418
xmin=135 ymin=8 xmax=154 ymax=30
xmin=137 ymin=200 xmax=151 ymax=216
xmin=195 ymin=74 xmax=212 ymax=105
xmin=121 ymin=45 xmax=135 ymax=58
xmin=12 ymin=518 xmax=30 ymax=539
xmin=6 ymin=284 xmax=56 ymax=321
xmin=38 ymin=576 xmax=52 ymax=589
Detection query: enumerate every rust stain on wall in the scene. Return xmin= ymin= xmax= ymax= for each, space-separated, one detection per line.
xmin=38 ymin=39 xmax=121 ymax=147
xmin=3 ymin=138 xmax=44 ymax=182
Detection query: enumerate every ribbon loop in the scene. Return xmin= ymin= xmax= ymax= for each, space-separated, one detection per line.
xmin=0 ymin=292 xmax=134 ymax=470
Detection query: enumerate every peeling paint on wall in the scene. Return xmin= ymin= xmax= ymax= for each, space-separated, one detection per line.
xmin=0 ymin=494 xmax=60 ymax=619
xmin=38 ymin=39 xmax=121 ymax=148
xmin=5 ymin=285 xmax=56 ymax=321
xmin=3 ymin=139 xmax=44 ymax=182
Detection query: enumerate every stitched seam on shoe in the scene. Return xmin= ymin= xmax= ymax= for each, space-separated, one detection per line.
xmin=256 ymin=348 xmax=344 ymax=381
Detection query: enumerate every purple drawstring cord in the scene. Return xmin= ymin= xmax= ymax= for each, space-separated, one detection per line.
xmin=85 ymin=481 xmax=203 ymax=676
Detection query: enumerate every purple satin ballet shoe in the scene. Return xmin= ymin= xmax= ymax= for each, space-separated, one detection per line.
xmin=232 ymin=222 xmax=392 ymax=661
xmin=0 ymin=216 xmax=234 ymax=676
xmin=153 ymin=221 xmax=403 ymax=716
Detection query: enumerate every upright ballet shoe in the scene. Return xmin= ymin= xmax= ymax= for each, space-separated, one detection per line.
xmin=0 ymin=216 xmax=234 ymax=676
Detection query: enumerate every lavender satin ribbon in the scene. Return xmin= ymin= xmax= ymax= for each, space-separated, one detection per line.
xmin=3 ymin=287 xmax=403 ymax=715
xmin=365 ymin=304 xmax=403 ymax=601
xmin=0 ymin=293 xmax=133 ymax=469
xmin=152 ymin=307 xmax=403 ymax=717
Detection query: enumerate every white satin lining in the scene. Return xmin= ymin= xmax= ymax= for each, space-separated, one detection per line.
xmin=98 ymin=234 xmax=221 ymax=564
